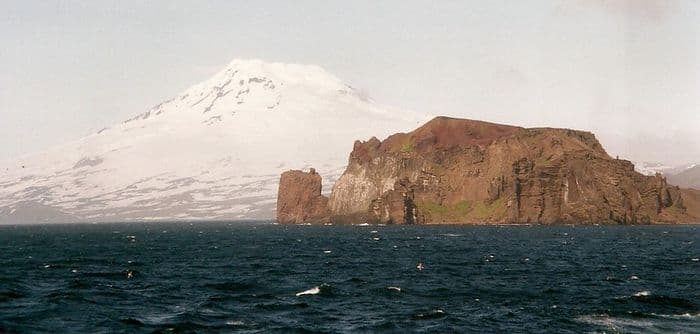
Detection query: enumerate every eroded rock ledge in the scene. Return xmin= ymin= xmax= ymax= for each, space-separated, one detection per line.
xmin=276 ymin=116 xmax=698 ymax=225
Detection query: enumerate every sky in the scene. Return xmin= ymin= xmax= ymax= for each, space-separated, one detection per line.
xmin=0 ymin=0 xmax=698 ymax=164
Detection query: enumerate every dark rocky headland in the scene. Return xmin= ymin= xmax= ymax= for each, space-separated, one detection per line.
xmin=277 ymin=117 xmax=700 ymax=225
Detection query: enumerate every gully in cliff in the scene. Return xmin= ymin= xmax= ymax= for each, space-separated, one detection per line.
xmin=276 ymin=116 xmax=700 ymax=225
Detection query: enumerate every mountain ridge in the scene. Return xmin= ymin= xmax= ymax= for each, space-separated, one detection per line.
xmin=668 ymin=165 xmax=700 ymax=190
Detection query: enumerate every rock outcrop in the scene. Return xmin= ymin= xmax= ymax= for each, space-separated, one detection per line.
xmin=276 ymin=169 xmax=329 ymax=224
xmin=679 ymin=188 xmax=700 ymax=219
xmin=277 ymin=116 xmax=696 ymax=225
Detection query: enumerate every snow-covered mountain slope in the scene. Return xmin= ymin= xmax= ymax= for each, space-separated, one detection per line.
xmin=0 ymin=59 xmax=427 ymax=223
xmin=667 ymin=165 xmax=700 ymax=190
xmin=633 ymin=161 xmax=698 ymax=177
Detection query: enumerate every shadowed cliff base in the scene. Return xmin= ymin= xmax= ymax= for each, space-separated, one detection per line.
xmin=277 ymin=117 xmax=698 ymax=225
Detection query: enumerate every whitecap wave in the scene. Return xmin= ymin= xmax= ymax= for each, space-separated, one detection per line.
xmin=412 ymin=309 xmax=446 ymax=320
xmin=576 ymin=312 xmax=700 ymax=333
xmin=576 ymin=314 xmax=654 ymax=331
xmin=295 ymin=286 xmax=321 ymax=296
xmin=652 ymin=312 xmax=700 ymax=320
xmin=633 ymin=290 xmax=651 ymax=297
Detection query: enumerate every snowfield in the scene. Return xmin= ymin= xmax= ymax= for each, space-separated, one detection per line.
xmin=0 ymin=59 xmax=427 ymax=223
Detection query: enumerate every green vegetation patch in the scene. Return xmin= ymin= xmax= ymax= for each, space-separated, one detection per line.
xmin=663 ymin=205 xmax=686 ymax=216
xmin=416 ymin=198 xmax=506 ymax=223
xmin=386 ymin=134 xmax=415 ymax=154
xmin=400 ymin=142 xmax=415 ymax=153
xmin=469 ymin=198 xmax=507 ymax=220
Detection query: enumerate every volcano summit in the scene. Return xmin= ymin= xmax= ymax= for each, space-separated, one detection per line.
xmin=0 ymin=59 xmax=424 ymax=223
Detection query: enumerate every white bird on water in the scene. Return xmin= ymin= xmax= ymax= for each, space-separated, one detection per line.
xmin=416 ymin=262 xmax=425 ymax=271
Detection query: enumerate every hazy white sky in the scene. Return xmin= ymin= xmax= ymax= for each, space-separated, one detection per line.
xmin=1 ymin=0 xmax=698 ymax=164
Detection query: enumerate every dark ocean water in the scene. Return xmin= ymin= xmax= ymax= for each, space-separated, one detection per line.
xmin=0 ymin=222 xmax=699 ymax=334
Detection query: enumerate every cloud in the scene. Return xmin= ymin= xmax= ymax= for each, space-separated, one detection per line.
xmin=192 ymin=64 xmax=224 ymax=77
xmin=569 ymin=0 xmax=679 ymax=21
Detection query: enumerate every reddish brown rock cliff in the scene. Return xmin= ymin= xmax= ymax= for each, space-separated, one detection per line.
xmin=276 ymin=169 xmax=329 ymax=224
xmin=327 ymin=116 xmax=693 ymax=224
xmin=680 ymin=188 xmax=700 ymax=219
xmin=277 ymin=117 xmax=696 ymax=225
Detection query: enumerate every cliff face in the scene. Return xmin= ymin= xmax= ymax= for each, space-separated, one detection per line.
xmin=327 ymin=117 xmax=690 ymax=224
xmin=276 ymin=169 xmax=329 ymax=224
xmin=680 ymin=188 xmax=700 ymax=219
xmin=277 ymin=116 xmax=694 ymax=225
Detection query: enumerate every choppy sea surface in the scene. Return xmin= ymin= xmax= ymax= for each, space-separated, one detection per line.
xmin=0 ymin=222 xmax=699 ymax=333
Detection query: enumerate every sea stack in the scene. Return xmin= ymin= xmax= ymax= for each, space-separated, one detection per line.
xmin=276 ymin=169 xmax=329 ymax=224
xmin=276 ymin=116 xmax=698 ymax=225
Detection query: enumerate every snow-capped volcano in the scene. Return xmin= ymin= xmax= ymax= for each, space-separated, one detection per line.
xmin=0 ymin=59 xmax=427 ymax=223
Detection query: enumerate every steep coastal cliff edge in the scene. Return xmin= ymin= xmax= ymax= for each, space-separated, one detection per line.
xmin=277 ymin=117 xmax=699 ymax=225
